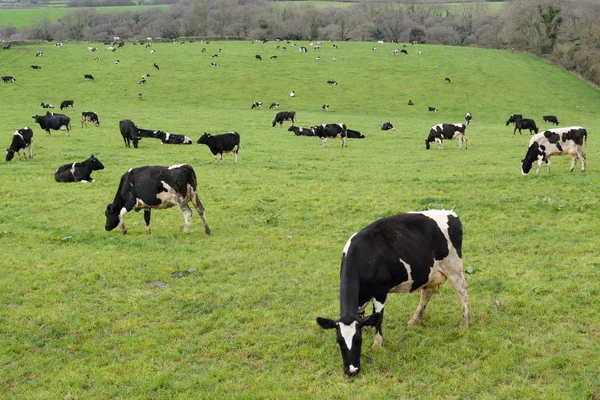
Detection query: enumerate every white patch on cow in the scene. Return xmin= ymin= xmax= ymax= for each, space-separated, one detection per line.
xmin=14 ymin=131 xmax=23 ymax=140
xmin=168 ymin=164 xmax=186 ymax=170
xmin=164 ymin=132 xmax=171 ymax=142
xmin=343 ymin=232 xmax=357 ymax=255
xmin=339 ymin=321 xmax=357 ymax=350
xmin=373 ymin=298 xmax=385 ymax=313
xmin=433 ymin=124 xmax=443 ymax=131
xmin=348 ymin=365 xmax=358 ymax=374
xmin=128 ymin=168 xmax=133 ymax=173
xmin=414 ymin=209 xmax=456 ymax=232
xmin=70 ymin=162 xmax=76 ymax=178
xmin=390 ymin=258 xmax=414 ymax=293
xmin=119 ymin=207 xmax=128 ymax=218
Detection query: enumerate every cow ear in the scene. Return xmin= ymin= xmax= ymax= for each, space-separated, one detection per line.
xmin=316 ymin=317 xmax=337 ymax=330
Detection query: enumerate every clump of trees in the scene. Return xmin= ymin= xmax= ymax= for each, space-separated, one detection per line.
xmin=1 ymin=0 xmax=599 ymax=86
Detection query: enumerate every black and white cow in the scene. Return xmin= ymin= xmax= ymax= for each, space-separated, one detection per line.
xmin=513 ymin=118 xmax=538 ymax=135
xmin=272 ymin=111 xmax=295 ymax=127
xmin=428 ymin=106 xmax=438 ymax=112
xmin=197 ymin=132 xmax=240 ymax=164
xmin=60 ymin=100 xmax=74 ymax=110
xmin=316 ymin=210 xmax=470 ymax=375
xmin=81 ymin=111 xmax=100 ymax=127
xmin=543 ymin=115 xmax=559 ymax=125
xmin=54 ymin=155 xmax=105 ymax=182
xmin=153 ymin=63 xmax=159 ymax=70
xmin=36 ymin=51 xmax=43 ymax=57
xmin=157 ymin=131 xmax=193 ymax=144
xmin=505 ymin=114 xmax=523 ymax=125
xmin=2 ymin=76 xmax=16 ymax=83
xmin=32 ymin=112 xmax=71 ymax=136
xmin=381 ymin=122 xmax=395 ymax=131
xmin=327 ymin=80 xmax=338 ymax=85
xmin=105 ymin=164 xmax=211 ymax=235
xmin=408 ymin=100 xmax=414 ymax=106
xmin=445 ymin=76 xmax=451 ymax=83
xmin=251 ymin=101 xmax=262 ymax=109
xmin=321 ymin=104 xmax=329 ymax=111
xmin=40 ymin=102 xmax=54 ymax=109
xmin=119 ymin=119 xmax=140 ymax=148
xmin=31 ymin=65 xmax=42 ymax=69
xmin=521 ymin=127 xmax=587 ymax=175
xmin=425 ymin=123 xmax=467 ymax=150
xmin=313 ymin=123 xmax=347 ymax=147
xmin=5 ymin=127 xmax=34 ymax=161
xmin=255 ymin=54 xmax=262 ymax=60
xmin=84 ymin=74 xmax=94 ymax=81
xmin=269 ymin=102 xmax=280 ymax=109
xmin=346 ymin=129 xmax=365 ymax=139
xmin=288 ymin=126 xmax=316 ymax=136
xmin=465 ymin=112 xmax=472 ymax=126
xmin=400 ymin=49 xmax=407 ymax=55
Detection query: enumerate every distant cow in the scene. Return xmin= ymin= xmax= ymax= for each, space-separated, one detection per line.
xmin=138 ymin=79 xmax=146 ymax=85
xmin=288 ymin=126 xmax=316 ymax=137
xmin=428 ymin=106 xmax=438 ymax=112
xmin=289 ymin=91 xmax=295 ymax=97
xmin=2 ymin=76 xmax=15 ymax=83
xmin=381 ymin=122 xmax=395 ymax=131
xmin=269 ymin=102 xmax=280 ymax=109
xmin=31 ymin=65 xmax=42 ymax=70
xmin=465 ymin=112 xmax=472 ymax=126
xmin=521 ymin=127 xmax=587 ymax=175
xmin=251 ymin=101 xmax=262 ymax=109
xmin=81 ymin=111 xmax=100 ymax=127
xmin=157 ymin=131 xmax=193 ymax=144
xmin=40 ymin=102 xmax=54 ymax=109
xmin=408 ymin=100 xmax=414 ymax=106
xmin=84 ymin=74 xmax=94 ymax=81
xmin=327 ymin=80 xmax=338 ymax=85
xmin=543 ymin=115 xmax=559 ymax=125
xmin=314 ymin=123 xmax=347 ymax=147
xmin=54 ymin=155 xmax=104 ymax=183
xmin=400 ymin=49 xmax=407 ymax=55
xmin=60 ymin=100 xmax=74 ymax=110
xmin=322 ymin=104 xmax=329 ymax=111
xmin=32 ymin=112 xmax=71 ymax=136
xmin=153 ymin=63 xmax=159 ymax=70
xmin=346 ymin=129 xmax=365 ymax=139
xmin=35 ymin=51 xmax=43 ymax=57
xmin=119 ymin=119 xmax=140 ymax=148
xmin=425 ymin=123 xmax=467 ymax=150
xmin=5 ymin=127 xmax=34 ymax=161
xmin=255 ymin=54 xmax=262 ymax=60
xmin=105 ymin=164 xmax=211 ymax=235
xmin=197 ymin=132 xmax=240 ymax=164
xmin=445 ymin=76 xmax=451 ymax=83
xmin=272 ymin=111 xmax=295 ymax=127
xmin=513 ymin=118 xmax=538 ymax=135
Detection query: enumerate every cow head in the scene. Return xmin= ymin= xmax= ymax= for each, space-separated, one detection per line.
xmin=89 ymin=155 xmax=105 ymax=171
xmin=521 ymin=142 xmax=545 ymax=175
xmin=105 ymin=204 xmax=120 ymax=231
xmin=197 ymin=132 xmax=211 ymax=144
xmin=32 ymin=115 xmax=42 ymax=123
xmin=5 ymin=148 xmax=15 ymax=161
xmin=316 ymin=314 xmax=379 ymax=375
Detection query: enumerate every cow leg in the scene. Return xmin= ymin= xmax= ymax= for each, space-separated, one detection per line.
xmin=569 ymin=154 xmax=579 ymax=172
xmin=535 ymin=158 xmax=544 ymax=174
xmin=179 ymin=203 xmax=193 ymax=233
xmin=28 ymin=143 xmax=33 ymax=159
xmin=579 ymin=151 xmax=586 ymax=171
xmin=321 ymin=137 xmax=327 ymax=147
xmin=371 ymin=297 xmax=387 ymax=347
xmin=341 ymin=136 xmax=347 ymax=147
xmin=407 ymin=287 xmax=435 ymax=326
xmin=546 ymin=157 xmax=552 ymax=173
xmin=190 ymin=192 xmax=211 ymax=235
xmin=144 ymin=210 xmax=151 ymax=234
xmin=445 ymin=266 xmax=470 ymax=328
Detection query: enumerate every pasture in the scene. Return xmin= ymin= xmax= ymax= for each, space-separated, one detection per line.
xmin=0 ymin=40 xmax=599 ymax=398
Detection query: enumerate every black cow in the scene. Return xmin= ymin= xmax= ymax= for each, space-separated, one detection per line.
xmin=321 ymin=104 xmax=329 ymax=111
xmin=54 ymin=155 xmax=105 ymax=182
xmin=428 ymin=106 xmax=438 ymax=112
xmin=2 ymin=76 xmax=15 ymax=83
xmin=272 ymin=111 xmax=295 ymax=127
xmin=505 ymin=114 xmax=523 ymax=125
xmin=255 ymin=54 xmax=262 ymax=60
xmin=313 ymin=123 xmax=347 ymax=147
xmin=381 ymin=122 xmax=395 ymax=131
xmin=269 ymin=103 xmax=280 ymax=109
xmin=5 ymin=127 xmax=34 ymax=161
xmin=327 ymin=80 xmax=338 ymax=85
xmin=521 ymin=127 xmax=587 ymax=175
xmin=81 ymin=111 xmax=100 ymax=127
xmin=153 ymin=63 xmax=159 ymax=70
xmin=157 ymin=131 xmax=193 ymax=144
xmin=346 ymin=129 xmax=365 ymax=139
xmin=408 ymin=100 xmax=414 ymax=106
xmin=84 ymin=74 xmax=94 ymax=81
xmin=36 ymin=51 xmax=43 ymax=57
xmin=445 ymin=76 xmax=451 ymax=83
xmin=197 ymin=132 xmax=240 ymax=164
xmin=316 ymin=210 xmax=470 ymax=375
xmin=60 ymin=100 xmax=74 ymax=110
xmin=32 ymin=112 xmax=71 ymax=136
xmin=400 ymin=49 xmax=408 ymax=54
xmin=105 ymin=164 xmax=211 ymax=235
xmin=288 ymin=126 xmax=316 ymax=136
xmin=251 ymin=101 xmax=262 ymax=109
xmin=543 ymin=115 xmax=559 ymax=125
xmin=137 ymin=127 xmax=162 ymax=139
xmin=513 ymin=118 xmax=538 ymax=135
xmin=40 ymin=102 xmax=54 ymax=109
xmin=119 ymin=119 xmax=140 ymax=148
xmin=425 ymin=123 xmax=467 ymax=150
xmin=31 ymin=65 xmax=42 ymax=70
xmin=465 ymin=112 xmax=472 ymax=125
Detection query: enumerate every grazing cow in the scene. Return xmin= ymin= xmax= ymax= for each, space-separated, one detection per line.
xmin=428 ymin=106 xmax=438 ymax=112
xmin=255 ymin=54 xmax=262 ymax=60
xmin=32 ymin=112 xmax=71 ymax=136
xmin=445 ymin=76 xmax=451 ymax=83
xmin=2 ymin=76 xmax=15 ymax=83
xmin=114 ymin=60 xmax=120 ymax=64
xmin=210 ymin=62 xmax=219 ymax=67
xmin=289 ymin=91 xmax=295 ymax=97
xmin=251 ymin=101 xmax=262 ymax=109
xmin=465 ymin=112 xmax=472 ymax=126
xmin=381 ymin=122 xmax=395 ymax=131
xmin=505 ymin=114 xmax=523 ymax=126
xmin=321 ymin=104 xmax=329 ymax=111
xmin=31 ymin=65 xmax=42 ymax=70
xmin=513 ymin=118 xmax=538 ymax=135
xmin=157 ymin=131 xmax=193 ymax=145
xmin=153 ymin=63 xmax=159 ymax=70
xmin=400 ymin=49 xmax=408 ymax=55
xmin=314 ymin=123 xmax=347 ymax=147
xmin=269 ymin=102 xmax=280 ymax=109
xmin=316 ymin=210 xmax=470 ymax=375
xmin=54 ymin=155 xmax=104 ymax=183
xmin=105 ymin=164 xmax=211 ymax=235
xmin=40 ymin=102 xmax=54 ymax=109
xmin=346 ymin=129 xmax=365 ymax=139
xmin=272 ymin=111 xmax=296 ymax=127
xmin=425 ymin=123 xmax=467 ymax=150
xmin=138 ymin=93 xmax=143 ymax=100
xmin=270 ymin=55 xmax=278 ymax=59
xmin=521 ymin=127 xmax=587 ymax=175
xmin=299 ymin=47 xmax=307 ymax=53
xmin=543 ymin=115 xmax=559 ymax=125
xmin=84 ymin=74 xmax=94 ymax=81
xmin=197 ymin=132 xmax=240 ymax=164
xmin=5 ymin=127 xmax=34 ymax=161
xmin=327 ymin=80 xmax=338 ymax=85
xmin=81 ymin=111 xmax=100 ymax=127
xmin=36 ymin=51 xmax=43 ymax=57
xmin=119 ymin=119 xmax=140 ymax=148
xmin=408 ymin=100 xmax=414 ymax=106
xmin=94 ymin=57 xmax=100 ymax=61
xmin=138 ymin=79 xmax=146 ymax=85
xmin=288 ymin=126 xmax=316 ymax=137
xmin=55 ymin=43 xmax=63 ymax=47
xmin=60 ymin=100 xmax=74 ymax=110
xmin=141 ymin=73 xmax=150 ymax=79
xmin=392 ymin=49 xmax=399 ymax=55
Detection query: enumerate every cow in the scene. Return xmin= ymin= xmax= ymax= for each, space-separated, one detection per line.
xmin=35 ymin=51 xmax=43 ymax=57
xmin=105 ymin=164 xmax=211 ymax=235
xmin=270 ymin=55 xmax=278 ymax=59
xmin=157 ymin=131 xmax=193 ymax=145
xmin=408 ymin=100 xmax=414 ymax=106
xmin=269 ymin=102 xmax=280 ymax=109
xmin=313 ymin=123 xmax=347 ymax=147
xmin=40 ymin=102 xmax=54 ymax=109
xmin=327 ymin=80 xmax=338 ymax=85
xmin=321 ymin=104 xmax=329 ymax=111
xmin=381 ymin=122 xmax=395 ymax=131
xmin=543 ymin=115 xmax=559 ymax=125
xmin=141 ymin=73 xmax=150 ymax=79
xmin=255 ymin=54 xmax=262 ymax=60
xmin=138 ymin=79 xmax=146 ymax=85
xmin=197 ymin=132 xmax=240 ymax=164
xmin=521 ymin=127 xmax=587 ymax=175
xmin=60 ymin=100 xmax=74 ymax=110
xmin=425 ymin=123 xmax=467 ymax=150
xmin=505 ymin=114 xmax=523 ymax=126
xmin=5 ymin=127 xmax=34 ymax=161
xmin=299 ymin=47 xmax=307 ymax=53
xmin=316 ymin=210 xmax=470 ymax=375
xmin=513 ymin=118 xmax=538 ymax=135
xmin=32 ymin=112 xmax=71 ymax=136
xmin=289 ymin=91 xmax=295 ymax=97
xmin=81 ymin=111 xmax=100 ymax=127
xmin=2 ymin=76 xmax=15 ymax=83
xmin=288 ymin=126 xmax=316 ymax=137
xmin=465 ymin=112 xmax=472 ymax=126
xmin=400 ymin=49 xmax=408 ymax=55
xmin=31 ymin=65 xmax=42 ymax=70
xmin=346 ymin=129 xmax=365 ymax=139
xmin=445 ymin=76 xmax=451 ymax=83
xmin=428 ymin=106 xmax=438 ymax=112
xmin=272 ymin=111 xmax=295 ymax=127
xmin=54 ymin=155 xmax=105 ymax=183
xmin=210 ymin=62 xmax=219 ymax=67
xmin=251 ymin=102 xmax=262 ymax=109
xmin=84 ymin=74 xmax=94 ymax=81
xmin=119 ymin=119 xmax=140 ymax=148
xmin=153 ymin=63 xmax=159 ymax=70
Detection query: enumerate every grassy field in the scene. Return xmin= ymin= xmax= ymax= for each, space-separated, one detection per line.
xmin=0 ymin=40 xmax=599 ymax=399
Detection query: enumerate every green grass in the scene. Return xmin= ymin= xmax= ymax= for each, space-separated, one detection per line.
xmin=0 ymin=40 xmax=599 ymax=399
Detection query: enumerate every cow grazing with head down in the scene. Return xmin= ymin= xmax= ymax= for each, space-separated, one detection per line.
xmin=272 ymin=111 xmax=295 ymax=127
xmin=105 ymin=164 xmax=211 ymax=235
xmin=288 ymin=126 xmax=316 ymax=137
xmin=2 ymin=76 xmax=16 ymax=83
xmin=81 ymin=111 xmax=100 ymax=127
xmin=33 ymin=112 xmax=71 ymax=136
xmin=521 ymin=127 xmax=587 ymax=175
xmin=119 ymin=119 xmax=140 ymax=148
xmin=197 ymin=132 xmax=240 ymax=164
xmin=269 ymin=102 xmax=280 ymax=109
xmin=251 ymin=102 xmax=262 ymax=109
xmin=84 ymin=74 xmax=94 ymax=81
xmin=543 ymin=115 xmax=559 ymax=125
xmin=317 ymin=209 xmax=470 ymax=375
xmin=426 ymin=123 xmax=467 ymax=150
xmin=321 ymin=104 xmax=329 ymax=111
xmin=54 ymin=155 xmax=104 ymax=182
xmin=157 ymin=131 xmax=193 ymax=145
xmin=60 ymin=100 xmax=74 ymax=110
xmin=314 ymin=123 xmax=347 ymax=147
xmin=5 ymin=127 xmax=34 ymax=161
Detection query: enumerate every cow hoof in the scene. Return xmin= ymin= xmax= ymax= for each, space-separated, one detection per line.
xmin=204 ymin=227 xmax=212 ymax=235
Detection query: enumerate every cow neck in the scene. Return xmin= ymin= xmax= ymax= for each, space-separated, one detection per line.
xmin=339 ymin=262 xmax=360 ymax=321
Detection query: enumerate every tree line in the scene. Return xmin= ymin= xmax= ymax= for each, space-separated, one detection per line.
xmin=1 ymin=0 xmax=599 ymax=86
